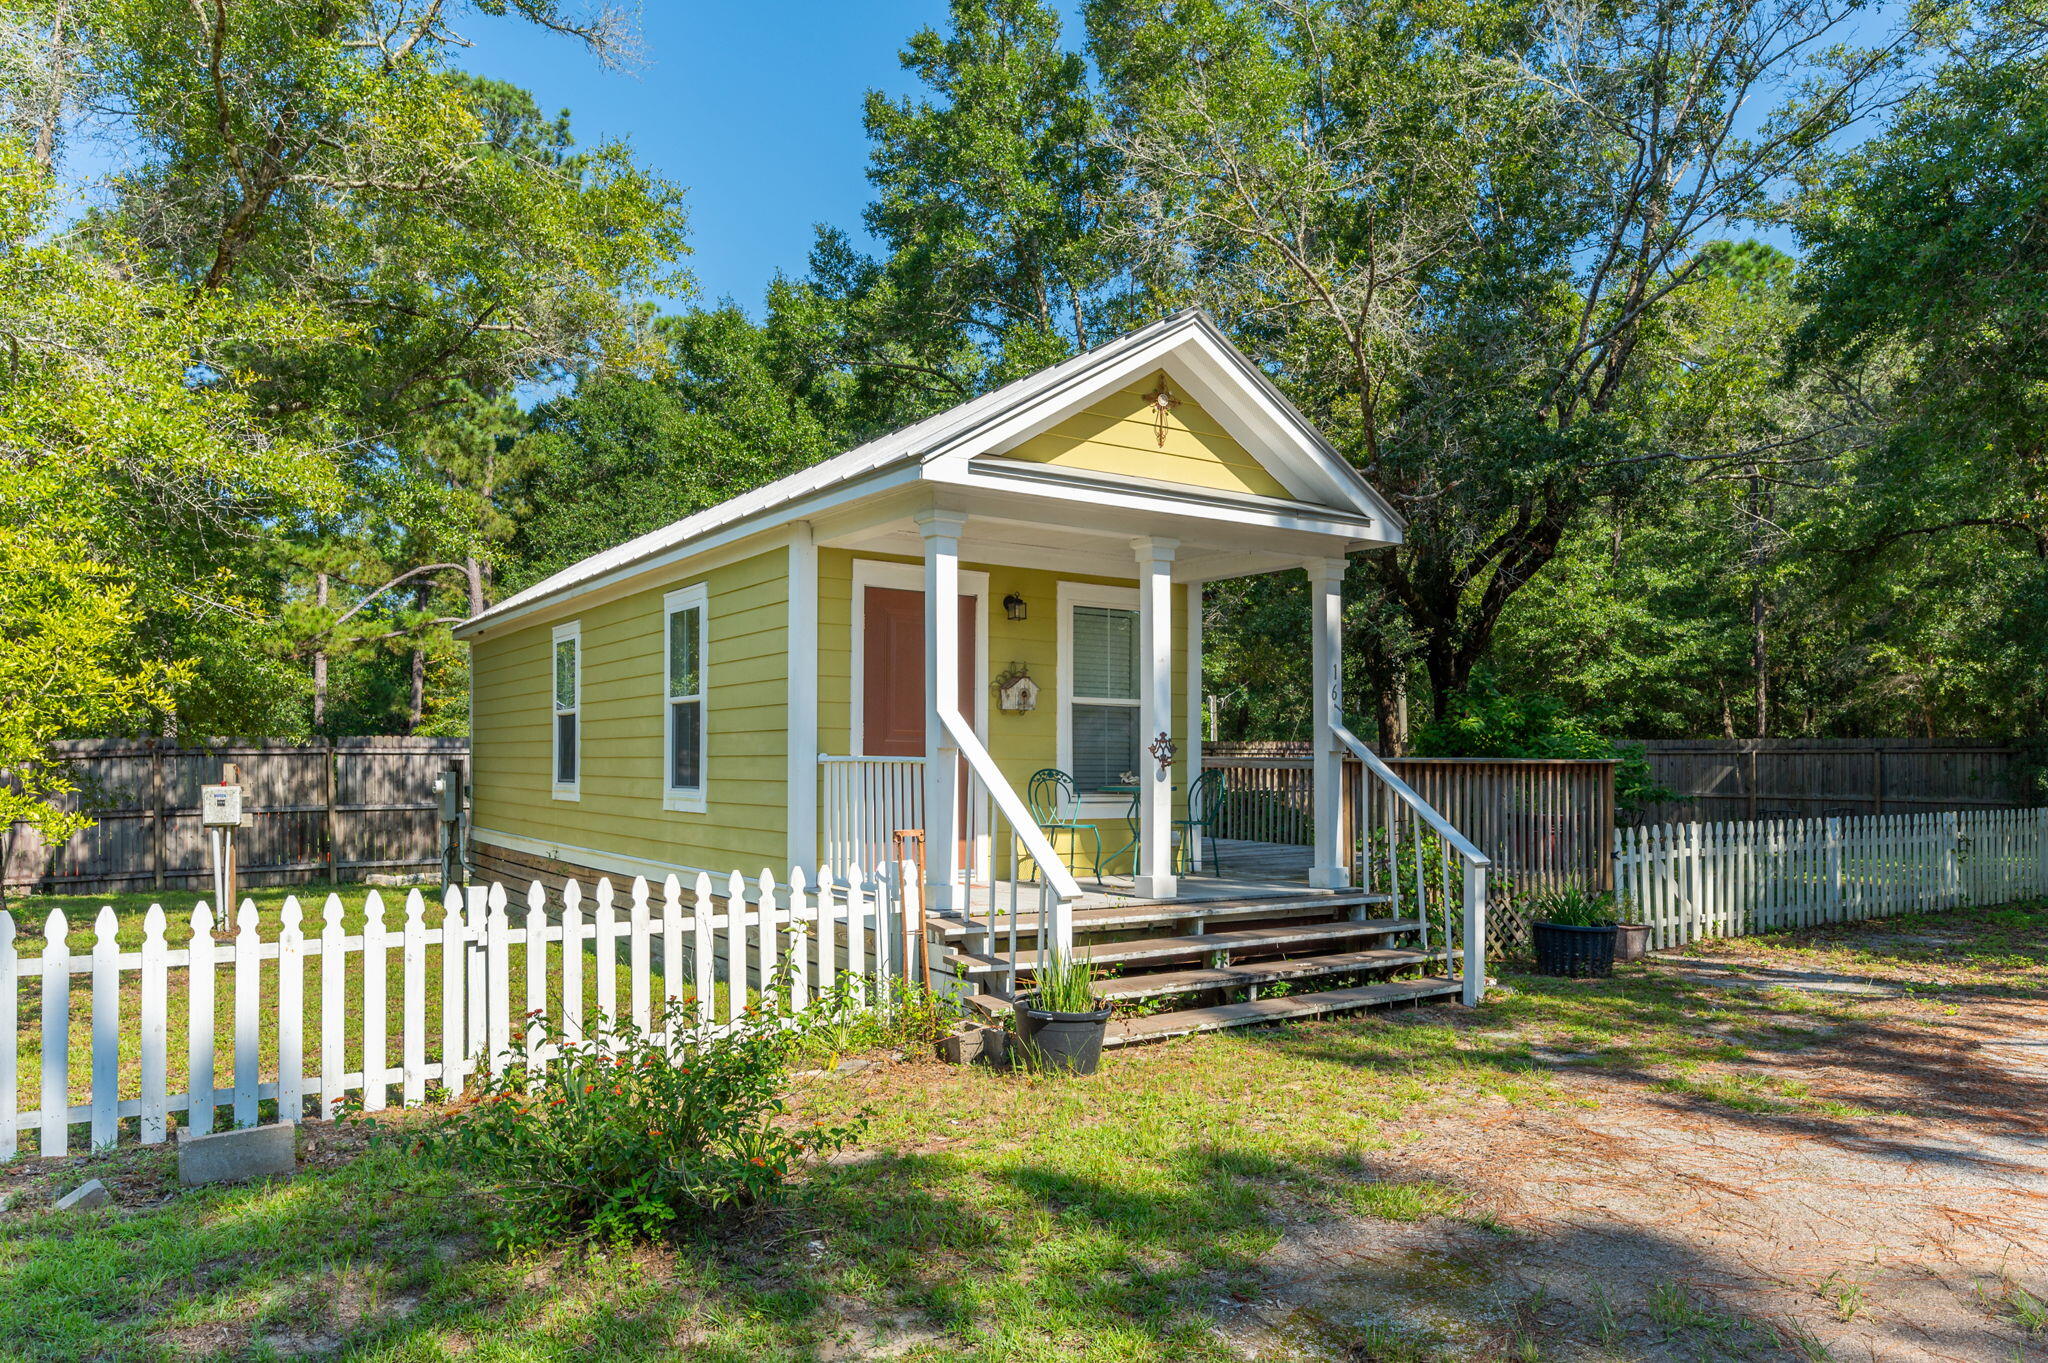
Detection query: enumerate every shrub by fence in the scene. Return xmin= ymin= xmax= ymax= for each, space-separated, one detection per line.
xmin=1616 ymin=807 xmax=2048 ymax=950
xmin=1 ymin=866 xmax=917 ymax=1161
xmin=1 ymin=737 xmax=469 ymax=897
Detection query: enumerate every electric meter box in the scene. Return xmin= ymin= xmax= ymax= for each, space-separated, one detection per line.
xmin=200 ymin=784 xmax=244 ymax=828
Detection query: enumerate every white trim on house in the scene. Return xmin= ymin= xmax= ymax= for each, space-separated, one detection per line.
xmin=661 ymin=583 xmax=709 ymax=814
xmin=550 ymin=620 xmax=581 ymax=801
xmin=1056 ymin=580 xmax=1143 ymax=817
xmin=454 ymin=310 xmax=1402 ymax=642
xmin=786 ymin=525 xmax=819 ymax=871
xmin=848 ymin=558 xmax=989 ymax=758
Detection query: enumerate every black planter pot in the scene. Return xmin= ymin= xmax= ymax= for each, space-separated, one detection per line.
xmin=1012 ymin=997 xmax=1112 ymax=1075
xmin=1532 ymin=921 xmax=1619 ymax=978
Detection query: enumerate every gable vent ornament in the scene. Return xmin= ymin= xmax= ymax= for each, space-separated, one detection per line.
xmin=1143 ymin=377 xmax=1180 ymax=446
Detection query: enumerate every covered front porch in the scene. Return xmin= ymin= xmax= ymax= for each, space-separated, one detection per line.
xmin=810 ymin=498 xmax=1359 ymax=925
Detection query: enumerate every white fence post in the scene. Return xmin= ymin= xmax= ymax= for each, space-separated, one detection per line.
xmin=41 ymin=910 xmax=68 ymax=1157
xmin=278 ymin=897 xmax=305 ymax=1124
xmin=0 ymin=909 xmax=15 ymax=1160
xmin=439 ymin=886 xmax=466 ymax=1096
xmin=140 ymin=906 xmax=167 ymax=1143
xmin=90 ymin=908 xmax=118 ymax=1150
xmin=187 ymin=903 xmax=214 ymax=1138
xmin=402 ymin=891 xmax=428 ymax=1105
xmin=321 ymin=895 xmax=345 ymax=1119
xmin=361 ymin=891 xmax=388 ymax=1112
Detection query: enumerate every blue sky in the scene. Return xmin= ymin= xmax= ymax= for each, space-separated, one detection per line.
xmin=458 ymin=3 xmax=1079 ymax=316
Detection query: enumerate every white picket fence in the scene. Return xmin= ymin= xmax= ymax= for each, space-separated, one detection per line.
xmin=1616 ymin=807 xmax=2048 ymax=950
xmin=2 ymin=865 xmax=919 ymax=1161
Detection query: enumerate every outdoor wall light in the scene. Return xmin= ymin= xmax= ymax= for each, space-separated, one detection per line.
xmin=1003 ymin=592 xmax=1028 ymax=621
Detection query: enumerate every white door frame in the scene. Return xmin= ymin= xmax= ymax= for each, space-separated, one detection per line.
xmin=848 ymin=557 xmax=991 ymax=756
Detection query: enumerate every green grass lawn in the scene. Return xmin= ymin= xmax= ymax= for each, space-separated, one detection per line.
xmin=2 ymin=902 xmax=2040 ymax=1360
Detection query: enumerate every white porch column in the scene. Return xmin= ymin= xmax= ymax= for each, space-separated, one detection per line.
xmin=786 ymin=522 xmax=818 ymax=874
xmin=1133 ymin=536 xmax=1179 ymax=899
xmin=1306 ymin=557 xmax=1350 ymax=889
xmin=1184 ymin=579 xmax=1206 ymax=873
xmin=918 ymin=510 xmax=968 ymax=911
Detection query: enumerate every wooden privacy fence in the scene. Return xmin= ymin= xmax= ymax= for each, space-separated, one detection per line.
xmin=1203 ymin=745 xmax=1616 ymax=896
xmin=1 ymin=865 xmax=916 ymax=1161
xmin=1616 ymin=807 xmax=2048 ymax=950
xmin=1630 ymin=739 xmax=2029 ymax=824
xmin=2 ymin=737 xmax=468 ymax=896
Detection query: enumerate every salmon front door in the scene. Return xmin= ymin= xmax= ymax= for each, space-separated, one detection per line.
xmin=860 ymin=587 xmax=978 ymax=756
xmin=861 ymin=585 xmax=979 ymax=872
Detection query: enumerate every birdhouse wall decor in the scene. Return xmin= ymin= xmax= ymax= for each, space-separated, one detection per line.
xmin=994 ymin=663 xmax=1039 ymax=714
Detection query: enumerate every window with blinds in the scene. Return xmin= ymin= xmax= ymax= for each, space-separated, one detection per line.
xmin=1071 ymin=604 xmax=1140 ymax=789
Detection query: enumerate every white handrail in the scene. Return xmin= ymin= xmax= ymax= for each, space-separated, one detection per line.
xmin=1331 ymin=722 xmax=1490 ymax=867
xmin=938 ymin=708 xmax=1084 ymax=905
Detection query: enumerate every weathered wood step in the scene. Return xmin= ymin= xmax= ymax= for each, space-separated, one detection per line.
xmin=931 ymin=892 xmax=1392 ymax=941
xmin=948 ymin=917 xmax=1420 ymax=975
xmin=1089 ymin=946 xmax=1444 ymax=1002
xmin=1103 ymin=976 xmax=1463 ymax=1047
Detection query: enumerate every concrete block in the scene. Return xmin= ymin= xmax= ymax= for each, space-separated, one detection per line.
xmin=179 ymin=1121 xmax=297 ymax=1187
xmin=54 ymin=1179 xmax=112 ymax=1212
xmin=938 ymin=1025 xmax=1009 ymax=1067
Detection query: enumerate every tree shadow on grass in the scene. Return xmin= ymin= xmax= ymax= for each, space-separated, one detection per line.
xmin=1 ymin=1118 xmax=2033 ymax=1361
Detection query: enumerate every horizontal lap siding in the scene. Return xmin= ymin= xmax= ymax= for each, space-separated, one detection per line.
xmin=1006 ymin=371 xmax=1291 ymax=500
xmin=817 ymin=551 xmax=1187 ymax=870
xmin=471 ymin=548 xmax=790 ymax=877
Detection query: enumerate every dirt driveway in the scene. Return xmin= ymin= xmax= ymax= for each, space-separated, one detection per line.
xmin=1223 ymin=940 xmax=2048 ymax=1361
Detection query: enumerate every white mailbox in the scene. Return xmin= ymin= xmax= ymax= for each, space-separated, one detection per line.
xmin=200 ymin=783 xmax=244 ymax=828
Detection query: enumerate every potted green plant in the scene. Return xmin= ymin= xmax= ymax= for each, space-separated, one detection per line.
xmin=1013 ymin=951 xmax=1110 ymax=1074
xmin=1529 ymin=887 xmax=1622 ymax=978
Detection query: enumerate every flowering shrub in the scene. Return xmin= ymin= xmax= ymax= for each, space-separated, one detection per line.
xmin=406 ymin=994 xmax=865 ymax=1247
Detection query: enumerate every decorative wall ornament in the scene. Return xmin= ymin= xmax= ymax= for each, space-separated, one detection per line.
xmin=1143 ymin=376 xmax=1180 ymax=447
xmin=1149 ymin=731 xmax=1178 ymax=773
xmin=994 ymin=662 xmax=1039 ymax=714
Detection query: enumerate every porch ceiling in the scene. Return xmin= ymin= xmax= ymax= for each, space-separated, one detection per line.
xmin=815 ymin=484 xmax=1380 ymax=583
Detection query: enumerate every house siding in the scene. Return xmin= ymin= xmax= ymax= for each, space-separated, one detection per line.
xmin=471 ymin=546 xmax=791 ymax=879
xmin=818 ymin=549 xmax=1188 ymax=875
xmin=1005 ymin=369 xmax=1291 ymax=500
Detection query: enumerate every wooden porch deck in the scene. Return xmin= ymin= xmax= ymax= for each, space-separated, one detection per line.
xmin=962 ymin=837 xmax=1312 ymax=913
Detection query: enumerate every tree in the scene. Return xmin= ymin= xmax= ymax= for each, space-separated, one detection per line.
xmin=1789 ymin=3 xmax=2048 ymax=734
xmin=0 ymin=136 xmax=330 ymax=837
xmin=507 ymin=308 xmax=840 ymax=591
xmin=1 ymin=3 xmax=691 ymax=738
xmin=1089 ymin=0 xmax=1931 ymax=730
xmin=766 ymin=0 xmax=1131 ymax=440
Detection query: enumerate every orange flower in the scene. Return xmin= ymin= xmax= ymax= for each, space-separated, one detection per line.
xmin=748 ymin=1156 xmax=765 ymax=1167
xmin=551 ymin=1097 xmax=565 ymax=1106
xmin=612 ymin=1085 xmax=623 ymax=1096
xmin=584 ymin=1083 xmax=595 ymax=1094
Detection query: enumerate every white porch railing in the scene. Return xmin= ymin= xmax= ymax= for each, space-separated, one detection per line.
xmin=1333 ymin=724 xmax=1491 ymax=1005
xmin=819 ymin=756 xmax=927 ymax=877
xmin=939 ymin=708 xmax=1084 ymax=979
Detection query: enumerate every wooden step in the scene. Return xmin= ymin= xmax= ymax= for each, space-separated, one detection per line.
xmin=1089 ymin=947 xmax=1444 ymax=1002
xmin=948 ymin=916 xmax=1419 ymax=976
xmin=931 ymin=892 xmax=1392 ymax=941
xmin=1104 ymin=976 xmax=1463 ymax=1047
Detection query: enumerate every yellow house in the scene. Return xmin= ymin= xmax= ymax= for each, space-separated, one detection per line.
xmin=457 ymin=311 xmax=1489 ymax=1033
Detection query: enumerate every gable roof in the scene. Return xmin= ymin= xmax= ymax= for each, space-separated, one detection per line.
xmin=456 ymin=309 xmax=1398 ymax=637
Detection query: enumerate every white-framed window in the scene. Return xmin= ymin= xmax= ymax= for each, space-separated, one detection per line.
xmin=1057 ymin=583 xmax=1143 ymax=803
xmin=551 ymin=621 xmax=581 ymax=799
xmin=663 ymin=583 xmax=708 ymax=812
